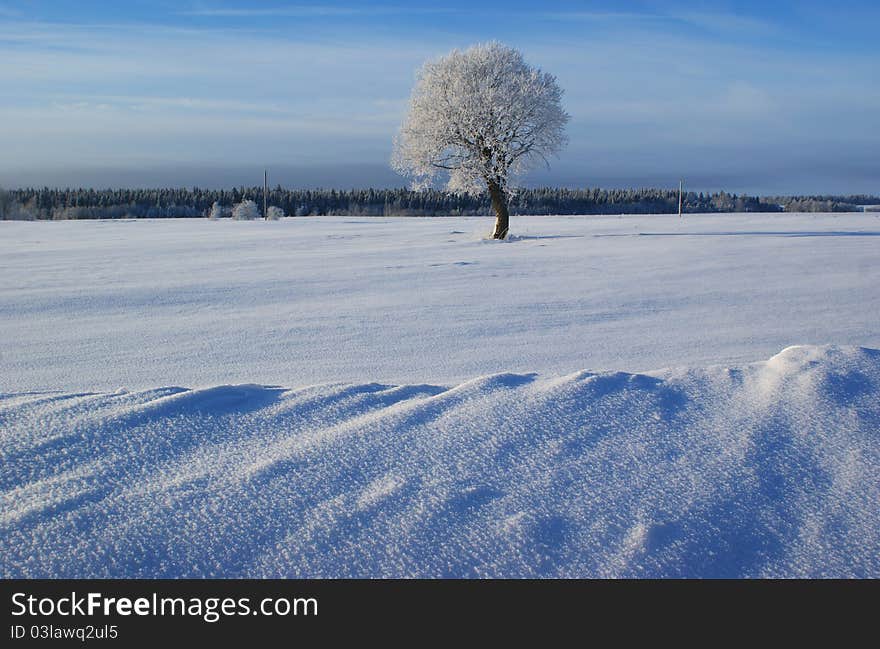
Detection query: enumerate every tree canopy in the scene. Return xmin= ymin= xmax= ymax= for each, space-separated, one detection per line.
xmin=392 ymin=42 xmax=569 ymax=237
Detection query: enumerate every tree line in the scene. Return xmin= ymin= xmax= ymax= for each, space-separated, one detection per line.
xmin=1 ymin=186 xmax=877 ymax=220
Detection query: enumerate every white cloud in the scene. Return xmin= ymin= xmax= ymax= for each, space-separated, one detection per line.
xmin=536 ymin=11 xmax=664 ymax=22
xmin=534 ymin=7 xmax=774 ymax=33
xmin=717 ymin=81 xmax=776 ymax=116
xmin=673 ymin=11 xmax=776 ymax=35
xmin=178 ymin=4 xmax=450 ymax=18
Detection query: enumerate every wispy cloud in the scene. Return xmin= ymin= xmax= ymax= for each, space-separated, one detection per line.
xmin=51 ymin=95 xmax=295 ymax=115
xmin=537 ymin=11 xmax=663 ymax=22
xmin=536 ymin=8 xmax=775 ymax=36
xmin=0 ymin=4 xmax=876 ymax=192
xmin=178 ymin=4 xmax=450 ymax=18
xmin=672 ymin=11 xmax=776 ymax=36
xmin=0 ymin=19 xmax=433 ymax=170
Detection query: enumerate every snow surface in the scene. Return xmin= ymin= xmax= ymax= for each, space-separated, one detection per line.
xmin=1 ymin=213 xmax=879 ymax=577
xmin=1 ymin=213 xmax=879 ymax=391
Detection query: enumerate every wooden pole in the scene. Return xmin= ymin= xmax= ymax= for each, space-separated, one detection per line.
xmin=264 ymin=169 xmax=268 ymax=220
xmin=678 ymin=179 xmax=683 ymax=217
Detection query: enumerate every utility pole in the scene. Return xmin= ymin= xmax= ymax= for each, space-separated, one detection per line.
xmin=678 ymin=179 xmax=683 ymax=218
xmin=263 ymin=169 xmax=268 ymax=220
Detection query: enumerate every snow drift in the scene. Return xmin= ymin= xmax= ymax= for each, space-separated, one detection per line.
xmin=2 ymin=344 xmax=878 ymax=578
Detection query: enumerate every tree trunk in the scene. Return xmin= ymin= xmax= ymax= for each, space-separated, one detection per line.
xmin=488 ymin=180 xmax=509 ymax=239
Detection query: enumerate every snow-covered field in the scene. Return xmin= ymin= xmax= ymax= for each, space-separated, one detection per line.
xmin=2 ymin=213 xmax=879 ymax=577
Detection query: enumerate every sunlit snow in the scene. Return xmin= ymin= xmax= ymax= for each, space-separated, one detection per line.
xmin=1 ymin=213 xmax=878 ymax=577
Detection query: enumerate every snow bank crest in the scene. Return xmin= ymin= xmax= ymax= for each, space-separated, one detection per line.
xmin=2 ymin=345 xmax=878 ymax=578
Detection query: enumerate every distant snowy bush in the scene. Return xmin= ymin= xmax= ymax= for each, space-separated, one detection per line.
xmin=232 ymin=200 xmax=260 ymax=221
xmin=267 ymin=206 xmax=285 ymax=220
xmin=209 ymin=201 xmax=227 ymax=220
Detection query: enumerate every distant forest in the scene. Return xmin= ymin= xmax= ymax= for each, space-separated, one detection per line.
xmin=1 ymin=186 xmax=878 ymax=220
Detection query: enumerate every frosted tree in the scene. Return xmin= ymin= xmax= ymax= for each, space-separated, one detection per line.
xmin=392 ymin=42 xmax=569 ymax=239
xmin=232 ymin=199 xmax=260 ymax=221
xmin=266 ymin=206 xmax=285 ymax=220
xmin=209 ymin=201 xmax=225 ymax=220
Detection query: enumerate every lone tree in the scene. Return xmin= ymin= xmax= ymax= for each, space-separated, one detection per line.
xmin=392 ymin=42 xmax=569 ymax=239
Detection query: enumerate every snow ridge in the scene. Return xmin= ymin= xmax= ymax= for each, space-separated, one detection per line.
xmin=1 ymin=345 xmax=878 ymax=578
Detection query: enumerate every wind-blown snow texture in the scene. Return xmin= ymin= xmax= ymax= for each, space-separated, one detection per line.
xmin=1 ymin=345 xmax=878 ymax=578
xmin=1 ymin=214 xmax=879 ymax=577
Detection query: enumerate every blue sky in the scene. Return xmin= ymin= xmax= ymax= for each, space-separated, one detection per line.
xmin=0 ymin=1 xmax=877 ymax=193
